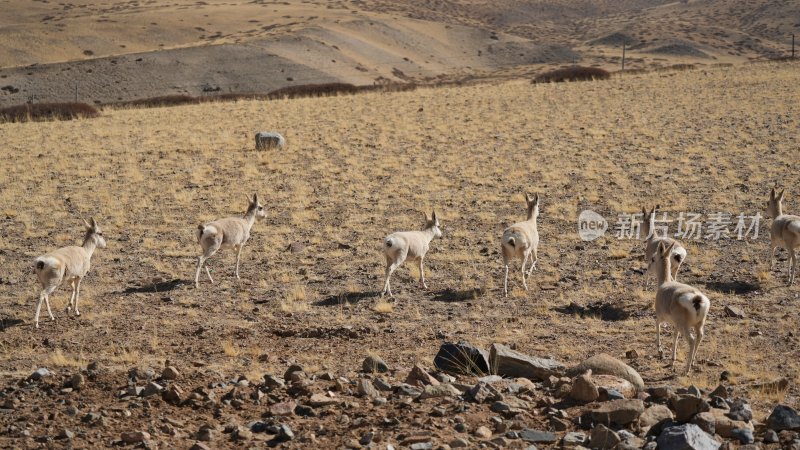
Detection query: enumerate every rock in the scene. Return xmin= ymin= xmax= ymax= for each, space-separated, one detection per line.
xmin=731 ymin=428 xmax=754 ymax=444
xmin=569 ymin=354 xmax=644 ymax=392
xmin=409 ymin=444 xmax=432 ymax=450
xmin=767 ymin=405 xmax=800 ymax=431
xmin=711 ymin=409 xmax=753 ymax=438
xmin=475 ymin=426 xmax=492 ymax=439
xmin=70 ymin=373 xmax=85 ymax=389
xmin=590 ymin=399 xmax=645 ymax=426
xmin=286 ymin=242 xmax=305 ymax=253
xmin=489 ymin=344 xmax=565 ymax=380
xmin=359 ymin=432 xmax=374 ymax=445
xmin=30 ymin=368 xmax=50 ymax=381
xmin=590 ymin=424 xmax=620 ymax=449
xmin=405 ymin=365 xmax=440 ymax=387
xmin=162 ymin=366 xmax=180 ymax=380
xmin=308 ymin=393 xmax=340 ymax=407
xmin=649 ymin=385 xmax=675 ymax=401
xmin=469 ymin=382 xmax=500 ymax=403
xmin=356 ymin=379 xmax=379 ymax=398
xmin=571 ymin=371 xmax=599 ymax=403
xmin=562 ymin=431 xmax=586 ymax=447
xmin=594 ymin=375 xmax=635 ymax=399
xmin=57 ymin=429 xmax=74 ymax=440
xmin=691 ymin=412 xmax=716 ymax=435
xmin=263 ymin=374 xmax=286 ymax=389
xmin=121 ymin=431 xmax=151 ymax=444
xmin=362 ymin=355 xmax=389 ymax=373
xmin=450 ymin=438 xmax=470 ymax=448
xmin=276 ymin=424 xmax=294 ymax=441
xmin=727 ymin=398 xmax=752 ymax=422
xmin=419 ymin=383 xmax=461 ymax=399
xmin=434 ymin=341 xmax=491 ymax=376
xmin=641 ymin=405 xmax=675 ymax=429
xmin=672 ymin=395 xmax=710 ymax=422
xmin=657 ymin=424 xmax=720 ymax=450
xmin=269 ymin=400 xmax=296 ymax=416
xmin=626 ymin=349 xmax=639 ymax=359
xmin=709 ymin=385 xmax=729 ymax=399
xmin=163 ymin=384 xmax=184 ymax=405
xmin=283 ymin=364 xmax=304 ymax=381
xmin=724 ymin=305 xmax=746 ymax=318
xmin=550 ymin=416 xmax=570 ymax=431
xmin=189 ymin=443 xmax=211 ymax=450
xmin=763 ymin=429 xmax=779 ymax=443
xmin=520 ymin=429 xmax=558 ymax=443
xmin=394 ymin=384 xmax=423 ymax=397
xmin=141 ymin=381 xmax=164 ymax=397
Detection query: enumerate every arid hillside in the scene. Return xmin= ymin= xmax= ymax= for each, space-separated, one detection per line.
xmin=0 ymin=0 xmax=797 ymax=106
xmin=0 ymin=61 xmax=798 ymax=448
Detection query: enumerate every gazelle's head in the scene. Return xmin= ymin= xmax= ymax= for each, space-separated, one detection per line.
xmin=641 ymin=205 xmax=659 ymax=238
xmin=765 ymin=188 xmax=784 ymax=219
xmin=424 ymin=210 xmax=442 ymax=238
xmin=83 ymin=217 xmax=106 ymax=249
xmin=247 ymin=193 xmax=267 ymax=220
xmin=647 ymin=241 xmax=674 ymax=277
xmin=525 ymin=192 xmax=540 ymax=219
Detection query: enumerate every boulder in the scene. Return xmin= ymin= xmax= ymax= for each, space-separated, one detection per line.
xmin=593 ymin=375 xmax=635 ymax=399
xmin=640 ymin=405 xmax=675 ymax=429
xmin=590 ymin=424 xmax=621 ymax=449
xmin=434 ymin=342 xmax=490 ymax=376
xmin=570 ymin=371 xmax=599 ymax=403
xmin=766 ymin=405 xmax=800 ymax=431
xmin=569 ymin=354 xmax=644 ymax=392
xmin=672 ymin=395 xmax=710 ymax=422
xmin=362 ymin=356 xmax=389 ymax=373
xmin=489 ymin=344 xmax=565 ymax=381
xmin=590 ymin=399 xmax=645 ymax=426
xmin=656 ymin=424 xmax=720 ymax=450
xmin=406 ymin=365 xmax=440 ymax=387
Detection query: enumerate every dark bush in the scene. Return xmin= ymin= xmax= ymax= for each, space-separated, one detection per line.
xmin=0 ymin=102 xmax=99 ymax=123
xmin=533 ymin=66 xmax=611 ymax=83
xmin=116 ymin=95 xmax=200 ymax=108
xmin=266 ymin=82 xmax=361 ymax=99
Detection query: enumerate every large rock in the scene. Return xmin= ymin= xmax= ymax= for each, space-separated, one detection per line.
xmin=766 ymin=405 xmax=800 ymax=431
xmin=656 ymin=424 xmax=720 ymax=450
xmin=590 ymin=424 xmax=621 ymax=449
xmin=672 ymin=395 xmax=710 ymax=422
xmin=362 ymin=356 xmax=389 ymax=373
xmin=640 ymin=405 xmax=675 ymax=429
xmin=568 ymin=354 xmax=644 ymax=392
xmin=590 ymin=399 xmax=645 ymax=426
xmin=594 ymin=375 xmax=635 ymax=399
xmin=519 ymin=429 xmax=557 ymax=444
xmin=570 ymin=371 xmax=599 ymax=403
xmin=489 ymin=344 xmax=565 ymax=381
xmin=434 ymin=342 xmax=491 ymax=376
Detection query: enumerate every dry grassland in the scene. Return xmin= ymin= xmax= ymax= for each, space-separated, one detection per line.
xmin=0 ymin=62 xmax=798 ymax=427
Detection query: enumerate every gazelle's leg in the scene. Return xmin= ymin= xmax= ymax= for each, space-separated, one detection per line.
xmin=418 ymin=257 xmax=427 ymax=289
xmin=73 ymin=277 xmax=83 ymax=316
xmin=234 ymin=244 xmax=244 ymax=279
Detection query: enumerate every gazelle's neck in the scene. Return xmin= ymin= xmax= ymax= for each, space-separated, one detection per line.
xmin=656 ymin=258 xmax=672 ymax=286
xmin=82 ymin=234 xmax=97 ymax=258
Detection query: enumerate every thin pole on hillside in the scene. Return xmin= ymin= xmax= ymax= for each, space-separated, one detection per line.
xmin=622 ymin=42 xmax=626 ymax=71
xmin=792 ymin=34 xmax=795 ymax=59
xmin=74 ymin=83 xmax=78 ymax=103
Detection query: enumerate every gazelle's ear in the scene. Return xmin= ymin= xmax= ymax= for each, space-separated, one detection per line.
xmin=656 ymin=241 xmax=665 ymax=254
xmin=533 ymin=193 xmax=539 ymax=205
xmin=524 ymin=192 xmax=531 ymax=204
xmin=642 ymin=207 xmax=647 ymax=215
xmin=432 ymin=210 xmax=438 ymax=224
xmin=90 ymin=217 xmax=97 ymax=229
xmin=665 ymin=242 xmax=676 ymax=255
xmin=778 ymin=190 xmax=785 ymax=202
xmin=253 ymin=193 xmax=260 ymax=204
xmin=651 ymin=206 xmax=657 ymax=215
xmin=770 ymin=188 xmax=776 ymax=199
xmin=82 ymin=218 xmax=91 ymax=230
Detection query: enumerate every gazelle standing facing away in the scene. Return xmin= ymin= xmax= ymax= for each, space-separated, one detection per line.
xmin=34 ymin=218 xmax=107 ymax=328
xmin=195 ymin=194 xmax=267 ymax=288
xmin=381 ymin=211 xmax=442 ymax=298
xmin=647 ymin=241 xmax=710 ymax=375
xmin=501 ymin=193 xmax=540 ymax=297
xmin=642 ymin=206 xmax=687 ymax=282
xmin=765 ymin=188 xmax=800 ymax=285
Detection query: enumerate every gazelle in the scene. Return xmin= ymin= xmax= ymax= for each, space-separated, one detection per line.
xmin=381 ymin=211 xmax=442 ymax=298
xmin=500 ymin=193 xmax=540 ymax=296
xmin=642 ymin=206 xmax=687 ymax=282
xmin=765 ymin=188 xmax=800 ymax=285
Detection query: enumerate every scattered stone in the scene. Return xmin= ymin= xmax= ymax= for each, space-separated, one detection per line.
xmin=640 ymin=405 xmax=675 ymax=429
xmin=434 ymin=341 xmax=491 ymax=376
xmin=731 ymin=428 xmax=754 ymax=444
xmin=163 ymin=384 xmax=184 ymax=405
xmin=359 ymin=432 xmax=375 ymax=445
xmin=727 ymin=398 xmax=752 ymax=422
xmin=562 ymin=431 xmax=586 ymax=447
xmin=711 ymin=409 xmax=753 ymax=439
xmin=691 ymin=412 xmax=716 ymax=435
xmin=709 ymin=385 xmax=728 ymax=399
xmin=594 ymin=375 xmax=635 ymax=399
xmin=162 ymin=366 xmax=180 ymax=380
xmin=766 ymin=405 xmax=800 ymax=431
xmin=490 ymin=344 xmax=565 ymax=381
xmin=121 ymin=431 xmax=151 ymax=444
xmin=395 ymin=384 xmax=423 ymax=397
xmin=57 ymin=429 xmax=74 ymax=440
xmin=409 ymin=444 xmax=432 ymax=450
xmin=141 ymin=381 xmax=164 ymax=397
xmin=419 ymin=383 xmax=461 ymax=399
xmin=362 ymin=355 xmax=389 ymax=373
xmin=475 ymin=426 xmax=492 ymax=439
xmin=569 ymin=353 xmax=644 ymax=392
xmin=570 ymin=371 xmax=599 ymax=403
xmin=724 ymin=305 xmax=746 ymax=318
xmin=657 ymin=424 xmax=720 ymax=450
xmin=276 ymin=424 xmax=294 ymax=441
xmin=763 ymin=429 xmax=779 ymax=443
xmin=30 ymin=368 xmax=50 ymax=381
xmin=450 ymin=437 xmax=470 ymax=448
xmin=286 ymin=242 xmax=305 ymax=253
xmin=283 ymin=364 xmax=304 ymax=381
xmin=672 ymin=395 xmax=710 ymax=422
xmin=590 ymin=399 xmax=645 ymax=426
xmin=269 ymin=400 xmax=296 ymax=416
xmin=649 ymin=386 xmax=675 ymax=401
xmin=590 ymin=424 xmax=621 ymax=449
xmin=469 ymin=382 xmax=500 ymax=403
xmin=626 ymin=349 xmax=639 ymax=359
xmin=70 ymin=373 xmax=85 ymax=389
xmin=189 ymin=443 xmax=211 ymax=450
xmin=356 ymin=379 xmax=379 ymax=398
xmin=308 ymin=393 xmax=340 ymax=407
xmin=520 ymin=429 xmax=557 ymax=444
xmin=549 ymin=416 xmax=570 ymax=431
xmin=263 ymin=374 xmax=286 ymax=389
xmin=406 ymin=365 xmax=440 ymax=387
